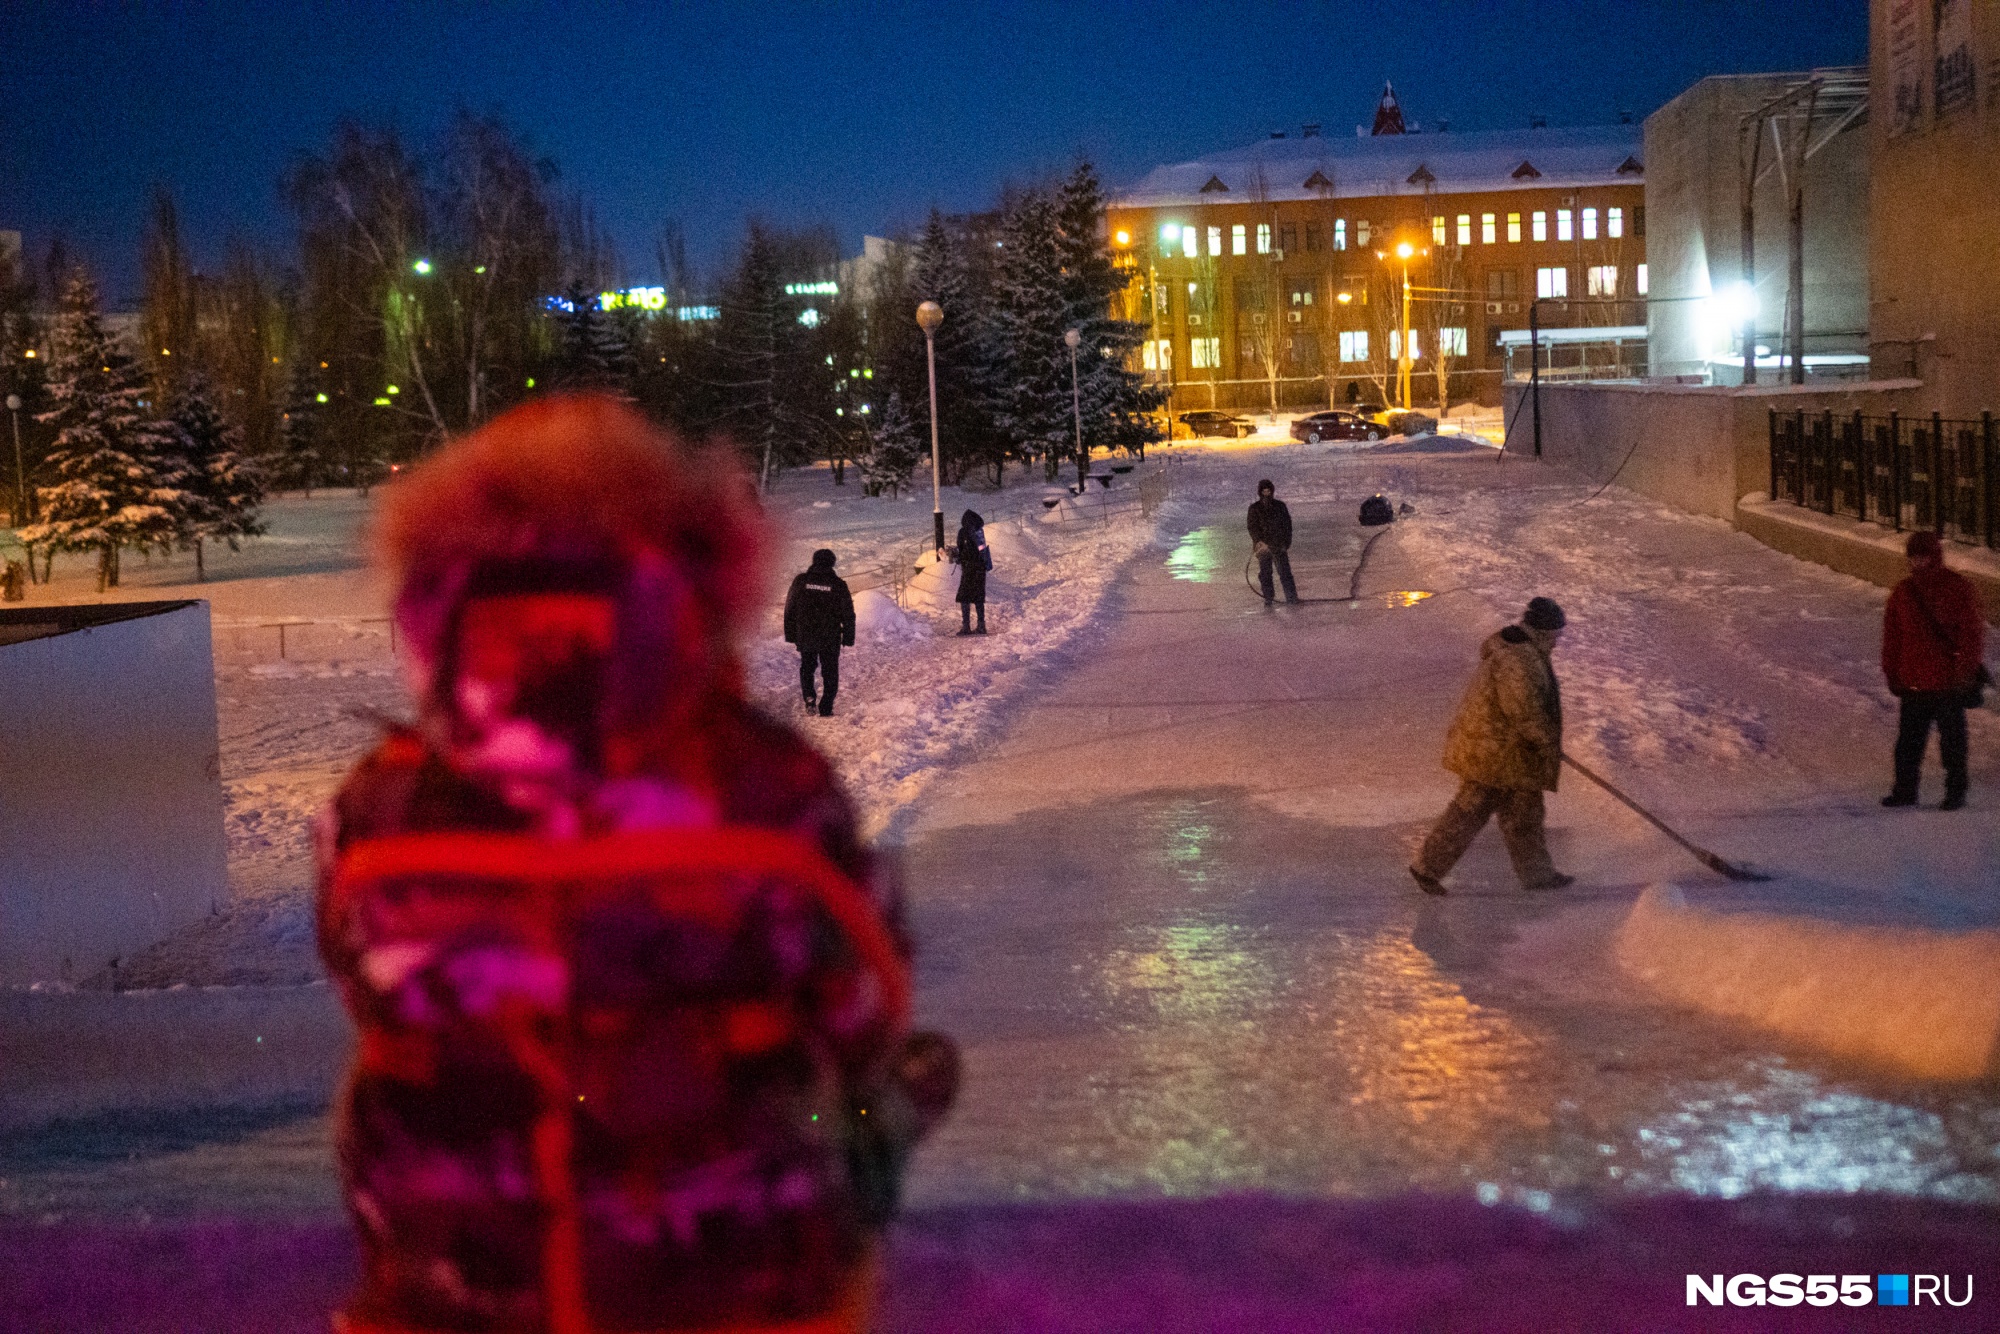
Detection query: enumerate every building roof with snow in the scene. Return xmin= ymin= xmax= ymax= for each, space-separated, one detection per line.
xmin=1112 ymin=123 xmax=1645 ymax=209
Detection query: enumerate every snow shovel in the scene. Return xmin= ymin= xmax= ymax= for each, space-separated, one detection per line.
xmin=1560 ymin=753 xmax=1773 ymax=882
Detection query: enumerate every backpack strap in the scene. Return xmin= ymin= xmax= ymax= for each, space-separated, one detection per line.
xmin=1905 ymin=582 xmax=1971 ymax=685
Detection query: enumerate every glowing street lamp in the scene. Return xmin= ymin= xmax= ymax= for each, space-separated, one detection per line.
xmin=916 ymin=300 xmax=945 ymax=554
xmin=1393 ymin=241 xmax=1418 ymax=410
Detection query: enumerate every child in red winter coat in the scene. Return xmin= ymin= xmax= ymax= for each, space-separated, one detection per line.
xmin=317 ymin=395 xmax=955 ymax=1333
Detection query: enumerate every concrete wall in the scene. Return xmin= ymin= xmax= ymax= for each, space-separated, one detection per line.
xmin=1644 ymin=75 xmax=1871 ymax=378
xmin=1868 ymin=0 xmax=2000 ymax=417
xmin=1501 ymin=378 xmax=1926 ymax=520
xmin=0 ymin=601 xmax=228 ymax=984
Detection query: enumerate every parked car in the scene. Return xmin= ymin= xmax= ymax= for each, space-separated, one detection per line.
xmin=1291 ymin=411 xmax=1382 ymax=443
xmin=1178 ymin=410 xmax=1254 ymax=439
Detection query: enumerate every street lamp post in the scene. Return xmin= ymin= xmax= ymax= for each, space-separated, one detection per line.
xmin=915 ymin=300 xmax=945 ymax=554
xmin=5 ymin=393 xmax=22 ymax=529
xmin=1064 ymin=328 xmax=1084 ymax=485
xmin=1395 ymin=241 xmax=1416 ymax=410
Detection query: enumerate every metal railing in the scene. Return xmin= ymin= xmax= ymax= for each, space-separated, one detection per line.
xmin=1767 ymin=408 xmax=1999 ymax=549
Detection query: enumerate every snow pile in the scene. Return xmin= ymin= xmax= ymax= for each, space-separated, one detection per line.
xmin=1615 ymin=884 xmax=2000 ymax=1079
xmin=1396 ymin=484 xmax=1778 ymax=771
xmin=855 ymin=587 xmax=925 ymax=643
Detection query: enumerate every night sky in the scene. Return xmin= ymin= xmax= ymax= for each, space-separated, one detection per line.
xmin=1 ymin=1 xmax=1869 ymax=303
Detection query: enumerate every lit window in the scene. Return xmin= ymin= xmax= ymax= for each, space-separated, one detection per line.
xmin=1587 ymin=265 xmax=1617 ymax=296
xmin=1142 ymin=339 xmax=1174 ymax=370
xmin=1389 ymin=329 xmax=1422 ymax=360
xmin=1582 ymin=207 xmax=1598 ymax=240
xmin=1439 ymin=327 xmax=1468 ymax=356
xmin=1257 ymin=222 xmax=1271 ymax=254
xmin=1608 ymin=207 xmax=1624 ymax=239
xmin=1532 ymin=211 xmax=1547 ymax=242
xmin=1356 ymin=220 xmax=1371 ymax=246
xmin=1482 ymin=213 xmax=1497 ymax=244
xmin=1507 ymin=212 xmax=1522 ymax=243
xmin=1232 ymin=224 xmax=1247 ymax=255
xmin=1208 ymin=226 xmax=1222 ymax=256
xmin=1456 ymin=214 xmax=1472 ymax=245
xmin=1536 ymin=266 xmax=1568 ymax=299
xmin=1182 ymin=226 xmax=1198 ymax=258
xmin=1154 ymin=283 xmax=1168 ymax=317
xmin=1637 ymin=263 xmax=1649 ymax=295
xmin=1432 ymin=216 xmax=1447 ymax=244
xmin=1334 ymin=219 xmax=1346 ymax=250
xmin=1339 ymin=330 xmax=1369 ymax=362
xmin=1190 ymin=337 xmax=1221 ymax=368
xmin=1161 ymin=223 xmax=1180 ymax=248
xmin=1557 ymin=209 xmax=1573 ymax=242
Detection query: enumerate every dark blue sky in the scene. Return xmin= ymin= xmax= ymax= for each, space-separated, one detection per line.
xmin=1 ymin=1 xmax=1869 ymax=303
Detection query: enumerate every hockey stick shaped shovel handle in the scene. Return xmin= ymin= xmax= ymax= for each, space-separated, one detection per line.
xmin=1559 ymin=752 xmax=1773 ymax=883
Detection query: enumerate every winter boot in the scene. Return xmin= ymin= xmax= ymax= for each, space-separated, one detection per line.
xmin=1881 ymin=791 xmax=1919 ymax=808
xmin=1941 ymin=788 xmax=1967 ymax=811
xmin=1524 ymin=872 xmax=1575 ymax=891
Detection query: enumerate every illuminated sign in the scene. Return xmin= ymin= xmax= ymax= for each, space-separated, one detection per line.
xmin=783 ymin=281 xmax=839 ymax=296
xmin=599 ymin=286 xmax=668 ymax=311
xmin=675 ymin=305 xmax=719 ymax=322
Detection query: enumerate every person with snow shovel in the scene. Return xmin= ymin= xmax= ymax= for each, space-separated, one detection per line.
xmin=1410 ymin=597 xmax=1575 ymax=895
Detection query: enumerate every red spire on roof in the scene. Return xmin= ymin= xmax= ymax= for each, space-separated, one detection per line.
xmin=1371 ymin=83 xmax=1405 ymax=136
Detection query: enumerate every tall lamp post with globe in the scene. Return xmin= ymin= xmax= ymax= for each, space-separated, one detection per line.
xmin=915 ymin=300 xmax=945 ymax=554
xmin=5 ymin=393 xmax=22 ymax=529
xmin=1064 ymin=328 xmax=1084 ymax=485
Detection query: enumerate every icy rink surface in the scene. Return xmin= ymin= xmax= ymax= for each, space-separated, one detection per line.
xmin=6 ymin=440 xmax=1999 ymax=1253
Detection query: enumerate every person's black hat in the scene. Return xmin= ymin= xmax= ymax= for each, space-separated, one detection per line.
xmin=1523 ymin=597 xmax=1566 ymax=630
xmin=811 ymin=548 xmax=836 ymax=566
xmin=1256 ymin=478 xmax=1275 ymax=494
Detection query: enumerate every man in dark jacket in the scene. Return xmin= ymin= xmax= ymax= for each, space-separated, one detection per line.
xmin=785 ymin=548 xmax=857 ymax=716
xmin=1882 ymin=531 xmax=1987 ymax=810
xmin=1247 ymin=478 xmax=1299 ymax=607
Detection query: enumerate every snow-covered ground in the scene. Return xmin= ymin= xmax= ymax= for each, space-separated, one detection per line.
xmin=7 ymin=456 xmax=1224 ymax=987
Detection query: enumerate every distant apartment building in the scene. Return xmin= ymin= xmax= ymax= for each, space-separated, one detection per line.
xmin=1107 ymin=90 xmax=1648 ymax=411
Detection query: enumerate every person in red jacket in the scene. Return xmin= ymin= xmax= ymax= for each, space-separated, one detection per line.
xmin=1881 ymin=531 xmax=1987 ymax=810
xmin=317 ymin=395 xmax=955 ymax=1333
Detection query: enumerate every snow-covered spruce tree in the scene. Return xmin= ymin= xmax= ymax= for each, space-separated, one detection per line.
xmin=857 ymin=389 xmax=924 ymax=497
xmin=1054 ymin=162 xmax=1165 ymax=474
xmin=552 ymin=280 xmax=636 ymax=394
xmin=990 ymin=192 xmax=1078 ymax=482
xmin=276 ymin=360 xmax=327 ymax=494
xmin=170 ymin=373 xmax=267 ymax=580
xmin=20 ymin=271 xmax=189 ymax=590
xmin=909 ymin=210 xmax=1006 ymax=484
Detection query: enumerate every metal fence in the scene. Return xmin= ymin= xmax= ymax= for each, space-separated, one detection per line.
xmin=1768 ymin=408 xmax=1999 ymax=549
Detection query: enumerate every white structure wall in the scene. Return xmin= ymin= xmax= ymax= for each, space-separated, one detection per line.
xmin=0 ymin=601 xmax=227 ymax=984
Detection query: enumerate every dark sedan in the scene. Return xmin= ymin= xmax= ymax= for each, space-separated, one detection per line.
xmin=1290 ymin=411 xmax=1383 ymax=443
xmin=1178 ymin=410 xmax=1254 ymax=439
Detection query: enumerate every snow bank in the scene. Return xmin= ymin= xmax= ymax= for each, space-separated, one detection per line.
xmin=855 ymin=587 xmax=924 ymax=642
xmin=1614 ymin=885 xmax=2000 ymax=1080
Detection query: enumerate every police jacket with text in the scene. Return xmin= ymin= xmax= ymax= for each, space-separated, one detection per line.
xmin=785 ymin=558 xmax=857 ymax=651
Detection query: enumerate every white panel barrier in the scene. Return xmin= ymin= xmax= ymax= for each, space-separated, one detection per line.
xmin=0 ymin=601 xmax=229 ymax=985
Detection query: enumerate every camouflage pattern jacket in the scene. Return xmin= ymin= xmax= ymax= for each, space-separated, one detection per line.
xmin=1441 ymin=625 xmax=1563 ymax=792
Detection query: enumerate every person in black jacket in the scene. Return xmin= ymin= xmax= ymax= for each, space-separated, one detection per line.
xmin=952 ymin=509 xmax=990 ymax=635
xmin=1247 ymin=479 xmax=1299 ymax=606
xmin=784 ymin=548 xmax=856 ymax=715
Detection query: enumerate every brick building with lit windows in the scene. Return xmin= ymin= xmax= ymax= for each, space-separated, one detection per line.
xmin=1106 ymin=90 xmax=1649 ymax=413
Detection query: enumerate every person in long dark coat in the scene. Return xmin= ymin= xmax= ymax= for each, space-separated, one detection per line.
xmin=951 ymin=509 xmax=990 ymax=635
xmin=784 ymin=547 xmax=857 ymax=716
xmin=1247 ymin=479 xmax=1299 ymax=606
